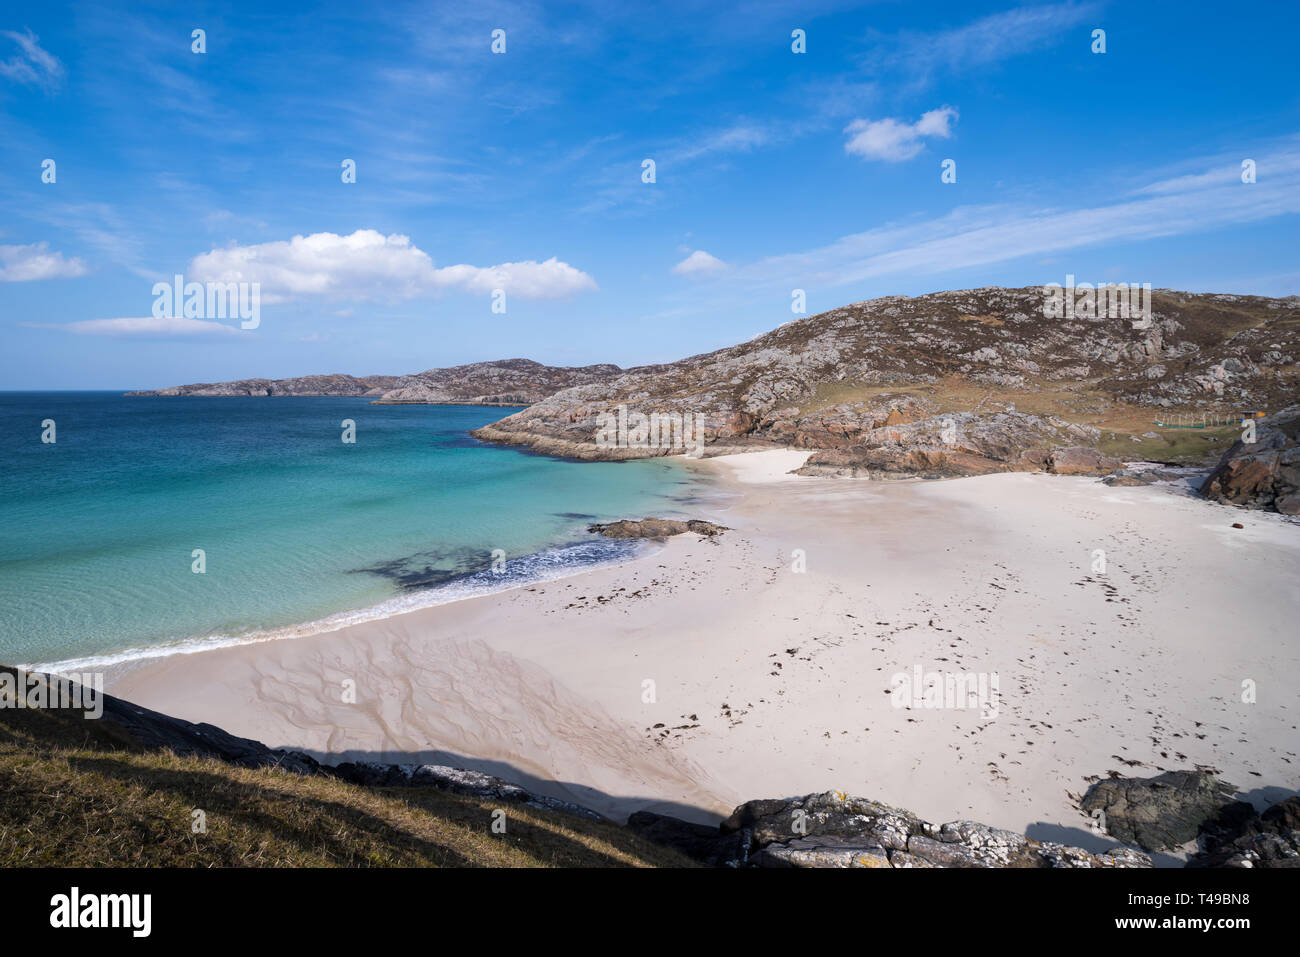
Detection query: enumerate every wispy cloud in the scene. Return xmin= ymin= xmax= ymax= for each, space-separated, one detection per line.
xmin=0 ymin=28 xmax=64 ymax=91
xmin=0 ymin=242 xmax=86 ymax=281
xmin=25 ymin=316 xmax=245 ymax=338
xmin=577 ymin=120 xmax=777 ymax=215
xmin=731 ymin=142 xmax=1300 ymax=287
xmin=862 ymin=2 xmax=1099 ymax=86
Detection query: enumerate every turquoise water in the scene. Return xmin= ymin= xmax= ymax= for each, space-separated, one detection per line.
xmin=0 ymin=393 xmax=705 ymax=668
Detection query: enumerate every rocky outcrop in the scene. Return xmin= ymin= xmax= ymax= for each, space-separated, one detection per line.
xmin=1103 ymin=466 xmax=1183 ymax=487
xmin=1049 ymin=446 xmax=1125 ymax=475
xmin=1200 ymin=405 xmax=1300 ymax=513
xmin=1191 ymin=796 xmax=1300 ymax=868
xmin=1080 ymin=770 xmax=1245 ymax=850
xmin=656 ymin=790 xmax=1153 ymax=868
xmin=587 ymin=518 xmax=727 ymax=539
xmin=792 ymin=411 xmax=1120 ymax=479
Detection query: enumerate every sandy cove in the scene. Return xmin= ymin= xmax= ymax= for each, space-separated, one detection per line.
xmin=106 ymin=450 xmax=1300 ymax=841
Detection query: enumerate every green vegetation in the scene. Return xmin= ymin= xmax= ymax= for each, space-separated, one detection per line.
xmin=1097 ymin=425 xmax=1238 ymax=465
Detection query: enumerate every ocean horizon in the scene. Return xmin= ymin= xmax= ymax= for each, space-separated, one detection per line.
xmin=0 ymin=391 xmax=706 ymax=670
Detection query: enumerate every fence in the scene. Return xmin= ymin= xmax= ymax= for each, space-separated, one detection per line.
xmin=1153 ymin=411 xmax=1263 ymax=429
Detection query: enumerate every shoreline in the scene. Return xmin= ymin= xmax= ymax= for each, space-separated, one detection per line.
xmin=103 ymin=449 xmax=1300 ymax=838
xmin=25 ymin=537 xmax=666 ymax=675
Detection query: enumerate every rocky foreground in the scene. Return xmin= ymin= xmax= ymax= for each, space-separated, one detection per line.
xmin=20 ymin=668 xmax=1295 ymax=868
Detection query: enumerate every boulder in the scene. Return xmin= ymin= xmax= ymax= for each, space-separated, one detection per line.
xmin=1200 ymin=405 xmax=1300 ymax=513
xmin=587 ymin=518 xmax=727 ymax=539
xmin=1049 ymin=446 xmax=1124 ymax=475
xmin=1080 ymin=770 xmax=1242 ymax=850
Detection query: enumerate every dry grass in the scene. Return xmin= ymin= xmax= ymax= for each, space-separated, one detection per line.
xmin=0 ymin=689 xmax=697 ymax=868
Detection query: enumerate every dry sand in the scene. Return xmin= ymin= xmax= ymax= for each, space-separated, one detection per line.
xmin=107 ymin=450 xmax=1300 ymax=848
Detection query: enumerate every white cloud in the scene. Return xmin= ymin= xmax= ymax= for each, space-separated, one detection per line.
xmin=188 ymin=229 xmax=596 ymax=302
xmin=673 ymin=250 xmax=728 ymax=276
xmin=0 ymin=28 xmax=64 ymax=90
xmin=844 ymin=107 xmax=957 ymax=162
xmin=30 ymin=316 xmax=244 ymax=338
xmin=0 ymin=242 xmax=87 ymax=281
xmin=432 ymin=257 xmax=598 ymax=297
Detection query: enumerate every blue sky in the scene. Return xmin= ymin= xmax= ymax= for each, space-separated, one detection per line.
xmin=2 ymin=0 xmax=1298 ymax=389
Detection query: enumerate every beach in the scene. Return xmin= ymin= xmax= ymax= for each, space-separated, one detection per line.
xmin=105 ymin=450 xmax=1300 ymax=841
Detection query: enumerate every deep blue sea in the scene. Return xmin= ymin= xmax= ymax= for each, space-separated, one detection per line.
xmin=0 ymin=392 xmax=707 ymax=669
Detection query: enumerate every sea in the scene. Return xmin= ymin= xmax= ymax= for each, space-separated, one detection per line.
xmin=0 ymin=392 xmax=710 ymax=670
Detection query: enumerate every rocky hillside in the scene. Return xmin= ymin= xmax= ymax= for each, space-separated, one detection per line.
xmin=473 ymin=287 xmax=1300 ymax=476
xmin=126 ymin=358 xmax=635 ymax=405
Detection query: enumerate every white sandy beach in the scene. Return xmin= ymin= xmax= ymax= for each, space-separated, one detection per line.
xmin=106 ymin=450 xmax=1300 ymax=846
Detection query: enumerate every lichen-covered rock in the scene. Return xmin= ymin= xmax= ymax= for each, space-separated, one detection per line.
xmin=755 ymin=836 xmax=893 ymax=868
xmin=705 ymin=789 xmax=1153 ymax=868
